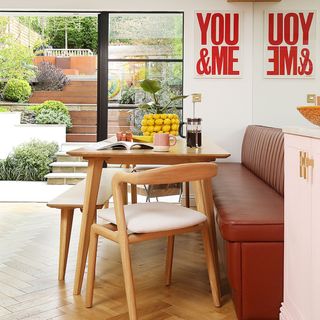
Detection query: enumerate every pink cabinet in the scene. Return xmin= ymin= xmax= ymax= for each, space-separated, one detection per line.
xmin=281 ymin=131 xmax=320 ymax=320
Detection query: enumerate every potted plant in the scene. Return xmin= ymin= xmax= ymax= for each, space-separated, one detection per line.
xmin=138 ymin=79 xmax=187 ymax=137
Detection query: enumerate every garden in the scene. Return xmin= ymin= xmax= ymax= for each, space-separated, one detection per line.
xmin=0 ymin=14 xmax=183 ymax=182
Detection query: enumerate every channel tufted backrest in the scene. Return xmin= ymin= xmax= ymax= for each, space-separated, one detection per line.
xmin=241 ymin=125 xmax=284 ymax=196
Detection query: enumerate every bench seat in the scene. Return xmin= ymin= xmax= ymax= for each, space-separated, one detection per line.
xmin=47 ymin=167 xmax=129 ymax=281
xmin=213 ymin=163 xmax=283 ymax=242
xmin=212 ymin=125 xmax=284 ymax=320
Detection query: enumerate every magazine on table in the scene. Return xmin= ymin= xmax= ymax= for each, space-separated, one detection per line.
xmin=94 ymin=139 xmax=153 ymax=151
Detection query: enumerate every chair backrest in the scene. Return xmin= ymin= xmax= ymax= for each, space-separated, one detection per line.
xmin=112 ymin=162 xmax=218 ymax=186
xmin=241 ymin=125 xmax=284 ymax=196
xmin=111 ymin=163 xmax=217 ymax=235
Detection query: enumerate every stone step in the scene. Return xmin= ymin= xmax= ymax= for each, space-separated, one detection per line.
xmin=45 ymin=172 xmax=86 ymax=185
xmin=50 ymin=161 xmax=88 ymax=173
xmin=60 ymin=143 xmax=94 ymax=152
xmin=55 ymin=151 xmax=85 ymax=162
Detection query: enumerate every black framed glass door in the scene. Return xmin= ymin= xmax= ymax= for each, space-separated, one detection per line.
xmin=97 ymin=11 xmax=184 ymax=141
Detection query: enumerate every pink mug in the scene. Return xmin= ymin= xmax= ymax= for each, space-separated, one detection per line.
xmin=153 ymin=133 xmax=176 ymax=152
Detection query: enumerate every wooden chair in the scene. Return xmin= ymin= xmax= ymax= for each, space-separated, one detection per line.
xmin=85 ymin=163 xmax=221 ymax=319
xmin=47 ymin=167 xmax=129 ymax=281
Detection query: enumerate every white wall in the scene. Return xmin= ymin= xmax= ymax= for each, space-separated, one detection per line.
xmin=1 ymin=0 xmax=316 ymax=161
xmin=0 ymin=113 xmax=66 ymax=159
xmin=253 ymin=0 xmax=320 ymax=128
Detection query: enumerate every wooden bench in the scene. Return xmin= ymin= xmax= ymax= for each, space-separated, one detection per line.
xmin=47 ymin=168 xmax=129 ymax=280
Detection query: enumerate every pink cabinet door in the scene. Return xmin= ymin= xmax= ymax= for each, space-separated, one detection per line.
xmin=282 ymin=134 xmax=312 ymax=320
xmin=311 ymin=138 xmax=320 ymax=318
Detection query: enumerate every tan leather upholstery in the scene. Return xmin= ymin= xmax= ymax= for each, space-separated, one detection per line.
xmin=212 ymin=125 xmax=284 ymax=320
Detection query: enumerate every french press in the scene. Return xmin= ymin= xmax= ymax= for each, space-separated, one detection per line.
xmin=179 ymin=117 xmax=202 ymax=148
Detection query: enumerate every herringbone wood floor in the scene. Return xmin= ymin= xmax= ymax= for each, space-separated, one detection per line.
xmin=0 ymin=203 xmax=237 ymax=320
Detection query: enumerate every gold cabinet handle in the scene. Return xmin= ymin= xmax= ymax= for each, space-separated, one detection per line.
xmin=299 ymin=151 xmax=314 ymax=180
xmin=299 ymin=151 xmax=304 ymax=178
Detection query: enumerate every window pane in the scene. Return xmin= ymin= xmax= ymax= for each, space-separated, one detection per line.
xmin=108 ymin=61 xmax=183 ymax=104
xmin=109 ymin=13 xmax=183 ymax=60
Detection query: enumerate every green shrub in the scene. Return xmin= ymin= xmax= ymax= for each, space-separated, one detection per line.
xmin=0 ymin=80 xmax=6 ymax=95
xmin=27 ymin=100 xmax=69 ymax=115
xmin=0 ymin=107 xmax=8 ymax=112
xmin=0 ymin=140 xmax=58 ymax=181
xmin=35 ymin=108 xmax=72 ymax=128
xmin=3 ymin=79 xmax=32 ymax=102
xmin=21 ymin=110 xmax=36 ymax=124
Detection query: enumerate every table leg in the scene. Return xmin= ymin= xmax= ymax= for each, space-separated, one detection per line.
xmin=73 ymin=159 xmax=103 ymax=295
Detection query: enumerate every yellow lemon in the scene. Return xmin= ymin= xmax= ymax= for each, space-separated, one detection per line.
xmin=164 ymin=118 xmax=171 ymax=125
xmin=154 ymin=125 xmax=161 ymax=132
xmin=147 ymin=126 xmax=154 ymax=132
xmin=168 ymin=114 xmax=174 ymax=119
xmin=141 ymin=119 xmax=148 ymax=126
xmin=155 ymin=119 xmax=163 ymax=125
xmin=153 ymin=114 xmax=160 ymax=119
xmin=161 ymin=114 xmax=167 ymax=120
xmin=171 ymin=124 xmax=178 ymax=131
xmin=143 ymin=114 xmax=148 ymax=119
xmin=141 ymin=126 xmax=147 ymax=132
xmin=143 ymin=132 xmax=150 ymax=136
xmin=170 ymin=131 xmax=177 ymax=135
xmin=162 ymin=125 xmax=171 ymax=132
xmin=172 ymin=114 xmax=178 ymax=119
xmin=158 ymin=131 xmax=163 ymax=134
xmin=164 ymin=131 xmax=170 ymax=134
xmin=146 ymin=114 xmax=153 ymax=120
xmin=147 ymin=119 xmax=155 ymax=126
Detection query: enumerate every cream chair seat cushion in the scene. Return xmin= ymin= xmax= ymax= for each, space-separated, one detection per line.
xmin=98 ymin=202 xmax=207 ymax=233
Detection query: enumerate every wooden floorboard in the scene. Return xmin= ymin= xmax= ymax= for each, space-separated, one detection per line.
xmin=0 ymin=203 xmax=237 ymax=320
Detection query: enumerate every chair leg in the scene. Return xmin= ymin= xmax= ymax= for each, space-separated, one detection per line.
xmin=131 ymin=184 xmax=137 ymax=204
xmin=59 ymin=208 xmax=74 ymax=281
xmin=201 ymin=222 xmax=221 ymax=308
xmin=85 ymin=226 xmax=99 ymax=308
xmin=165 ymin=236 xmax=175 ymax=286
xmin=119 ymin=240 xmax=137 ymax=320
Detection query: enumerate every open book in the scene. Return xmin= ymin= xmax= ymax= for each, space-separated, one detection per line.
xmin=95 ymin=140 xmax=153 ymax=151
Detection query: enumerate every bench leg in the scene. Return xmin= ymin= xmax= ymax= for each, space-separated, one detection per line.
xmin=59 ymin=208 xmax=74 ymax=281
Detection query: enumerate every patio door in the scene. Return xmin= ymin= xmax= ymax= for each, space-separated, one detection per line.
xmin=97 ymin=12 xmax=184 ymax=141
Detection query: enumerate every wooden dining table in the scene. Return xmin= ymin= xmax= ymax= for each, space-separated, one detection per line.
xmin=68 ymin=138 xmax=230 ymax=295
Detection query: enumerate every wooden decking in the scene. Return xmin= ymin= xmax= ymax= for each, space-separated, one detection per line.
xmin=0 ymin=203 xmax=237 ymax=320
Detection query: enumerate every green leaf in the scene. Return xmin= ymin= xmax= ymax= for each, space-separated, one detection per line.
xmin=140 ymin=79 xmax=161 ymax=94
xmin=170 ymin=95 xmax=188 ymax=101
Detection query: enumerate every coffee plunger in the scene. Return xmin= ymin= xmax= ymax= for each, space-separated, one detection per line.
xmin=179 ymin=93 xmax=202 ymax=148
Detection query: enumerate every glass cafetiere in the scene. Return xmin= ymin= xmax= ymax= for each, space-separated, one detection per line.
xmin=179 ymin=118 xmax=202 ymax=148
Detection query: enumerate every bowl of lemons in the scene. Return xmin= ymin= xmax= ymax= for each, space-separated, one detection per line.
xmin=140 ymin=113 xmax=180 ymax=137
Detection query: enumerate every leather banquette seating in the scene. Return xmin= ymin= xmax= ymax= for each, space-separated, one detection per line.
xmin=212 ymin=125 xmax=284 ymax=320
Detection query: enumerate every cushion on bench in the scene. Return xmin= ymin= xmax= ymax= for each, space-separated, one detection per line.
xmin=212 ymin=163 xmax=284 ymax=242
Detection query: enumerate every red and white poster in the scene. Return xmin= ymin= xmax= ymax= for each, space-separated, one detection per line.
xmin=264 ymin=11 xmax=316 ymax=78
xmin=194 ymin=11 xmax=242 ymax=78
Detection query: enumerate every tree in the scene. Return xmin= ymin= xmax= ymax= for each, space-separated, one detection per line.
xmin=0 ymin=35 xmax=36 ymax=81
xmin=45 ymin=17 xmax=98 ymax=52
